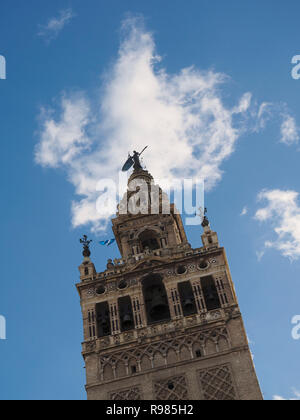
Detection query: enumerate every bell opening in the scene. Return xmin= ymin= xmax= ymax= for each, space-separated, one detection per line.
xmin=178 ymin=281 xmax=197 ymax=317
xmin=201 ymin=276 xmax=221 ymax=311
xmin=118 ymin=296 xmax=135 ymax=332
xmin=96 ymin=302 xmax=111 ymax=338
xmin=142 ymin=274 xmax=171 ymax=325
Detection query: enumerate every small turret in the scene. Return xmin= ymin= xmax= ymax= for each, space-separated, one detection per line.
xmin=201 ymin=208 xmax=219 ymax=250
xmin=78 ymin=235 xmax=96 ymax=281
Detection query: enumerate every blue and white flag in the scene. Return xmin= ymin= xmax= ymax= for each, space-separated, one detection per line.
xmin=99 ymin=239 xmax=116 ymax=247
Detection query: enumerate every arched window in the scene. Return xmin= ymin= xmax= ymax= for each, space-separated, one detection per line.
xmin=139 ymin=230 xmax=160 ymax=251
xmin=195 ymin=349 xmax=202 ymax=358
xmin=201 ymin=276 xmax=221 ymax=311
xmin=178 ymin=281 xmax=197 ymax=316
xmin=118 ymin=296 xmax=134 ymax=332
xmin=96 ymin=302 xmax=111 ymax=337
xmin=142 ymin=274 xmax=171 ymax=324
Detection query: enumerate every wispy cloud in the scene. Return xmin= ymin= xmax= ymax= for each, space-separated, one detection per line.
xmin=256 ymin=103 xmax=299 ymax=146
xmin=255 ymin=189 xmax=300 ymax=260
xmin=240 ymin=206 xmax=248 ymax=216
xmin=280 ymin=114 xmax=299 ymax=145
xmin=34 ymin=16 xmax=298 ymax=233
xmin=38 ymin=8 xmax=75 ymax=43
xmin=35 ymin=95 xmax=91 ymax=167
xmin=273 ymin=389 xmax=300 ymax=400
xmin=256 ymin=250 xmax=265 ymax=262
xmin=256 ymin=102 xmax=275 ymax=130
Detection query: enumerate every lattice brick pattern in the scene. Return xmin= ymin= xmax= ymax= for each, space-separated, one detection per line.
xmin=110 ymin=387 xmax=142 ymax=400
xmin=154 ymin=376 xmax=188 ymax=400
xmin=199 ymin=364 xmax=237 ymax=400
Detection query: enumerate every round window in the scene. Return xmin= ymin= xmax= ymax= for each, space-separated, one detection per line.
xmin=118 ymin=280 xmax=128 ymax=290
xmin=177 ymin=265 xmax=187 ymax=275
xmin=168 ymin=382 xmax=175 ymax=390
xmin=96 ymin=285 xmax=106 ymax=295
xmin=199 ymin=260 xmax=209 ymax=270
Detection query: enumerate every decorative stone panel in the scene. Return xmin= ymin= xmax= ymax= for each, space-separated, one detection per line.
xmin=198 ymin=364 xmax=237 ymax=400
xmin=154 ymin=375 xmax=188 ymax=400
xmin=110 ymin=386 xmax=142 ymax=400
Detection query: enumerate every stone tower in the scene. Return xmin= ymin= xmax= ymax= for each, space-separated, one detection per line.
xmin=76 ymin=167 xmax=263 ymax=401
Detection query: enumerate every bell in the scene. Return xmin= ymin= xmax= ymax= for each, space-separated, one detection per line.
xmin=97 ymin=314 xmax=107 ymax=326
xmin=150 ymin=294 xmax=168 ymax=321
xmin=183 ymin=298 xmax=194 ymax=311
xmin=207 ymin=290 xmax=217 ymax=301
xmin=122 ymin=313 xmax=133 ymax=330
xmin=99 ymin=318 xmax=110 ymax=335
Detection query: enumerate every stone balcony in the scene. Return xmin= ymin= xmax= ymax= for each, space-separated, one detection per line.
xmin=93 ymin=245 xmax=218 ymax=280
xmin=82 ymin=307 xmax=237 ymax=354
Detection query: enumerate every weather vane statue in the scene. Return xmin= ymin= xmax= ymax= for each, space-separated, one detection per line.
xmin=201 ymin=207 xmax=210 ymax=228
xmin=122 ymin=146 xmax=148 ymax=172
xmin=80 ymin=235 xmax=92 ymax=258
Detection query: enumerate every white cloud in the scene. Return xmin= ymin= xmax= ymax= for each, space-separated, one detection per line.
xmin=38 ymin=9 xmax=74 ymax=42
xmin=34 ymin=17 xmax=292 ymax=233
xmin=273 ymin=389 xmax=300 ymax=400
xmin=255 ymin=189 xmax=300 ymax=260
xmin=240 ymin=206 xmax=248 ymax=216
xmin=280 ymin=114 xmax=299 ymax=145
xmin=256 ymin=250 xmax=265 ymax=262
xmin=35 ymin=96 xmax=91 ymax=167
xmin=255 ymin=103 xmax=299 ymax=146
xmin=256 ymin=102 xmax=275 ymax=130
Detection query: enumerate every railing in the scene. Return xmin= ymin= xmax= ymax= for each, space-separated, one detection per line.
xmin=95 ymin=246 xmax=214 ymax=279
xmin=82 ymin=308 xmax=229 ymax=353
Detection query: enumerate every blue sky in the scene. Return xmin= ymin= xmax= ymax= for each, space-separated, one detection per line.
xmin=0 ymin=0 xmax=300 ymax=400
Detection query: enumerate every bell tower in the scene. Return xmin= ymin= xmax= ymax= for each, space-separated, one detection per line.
xmin=76 ymin=165 xmax=263 ymax=401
